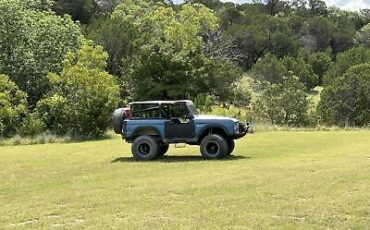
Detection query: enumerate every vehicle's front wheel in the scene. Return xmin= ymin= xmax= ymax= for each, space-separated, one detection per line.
xmin=200 ymin=134 xmax=228 ymax=159
xmin=131 ymin=136 xmax=159 ymax=160
xmin=158 ymin=144 xmax=169 ymax=156
xmin=227 ymin=139 xmax=235 ymax=155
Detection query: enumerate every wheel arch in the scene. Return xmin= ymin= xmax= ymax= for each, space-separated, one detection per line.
xmin=131 ymin=126 xmax=162 ymax=140
xmin=197 ymin=125 xmax=230 ymax=143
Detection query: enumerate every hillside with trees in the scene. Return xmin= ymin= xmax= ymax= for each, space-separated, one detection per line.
xmin=1 ymin=0 xmax=369 ymax=138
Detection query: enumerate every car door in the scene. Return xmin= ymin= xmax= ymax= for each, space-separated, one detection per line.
xmin=164 ymin=103 xmax=195 ymax=139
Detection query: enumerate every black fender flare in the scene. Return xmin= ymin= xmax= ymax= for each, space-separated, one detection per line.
xmin=130 ymin=126 xmax=163 ymax=140
xmin=197 ymin=124 xmax=231 ymax=142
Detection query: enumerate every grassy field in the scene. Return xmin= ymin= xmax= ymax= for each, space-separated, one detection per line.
xmin=0 ymin=132 xmax=369 ymax=229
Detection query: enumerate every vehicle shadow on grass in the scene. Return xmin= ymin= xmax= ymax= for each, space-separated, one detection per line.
xmin=111 ymin=155 xmax=250 ymax=163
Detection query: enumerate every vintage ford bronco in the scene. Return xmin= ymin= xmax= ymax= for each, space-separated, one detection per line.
xmin=112 ymin=100 xmax=249 ymax=160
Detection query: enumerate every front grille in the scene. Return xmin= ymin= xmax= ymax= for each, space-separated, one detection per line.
xmin=239 ymin=123 xmax=246 ymax=133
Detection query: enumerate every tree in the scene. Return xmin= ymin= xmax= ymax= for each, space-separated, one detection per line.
xmin=290 ymin=0 xmax=308 ymax=16
xmin=232 ymin=77 xmax=252 ymax=107
xmin=330 ymin=29 xmax=355 ymax=55
xmin=34 ymin=41 xmax=120 ymax=136
xmin=226 ymin=15 xmax=298 ymax=69
xmin=87 ymin=12 xmax=140 ymax=76
xmin=0 ymin=74 xmax=28 ymax=137
xmin=318 ymin=63 xmax=370 ymax=126
xmin=88 ymin=0 xmax=175 ymax=76
xmin=308 ymin=51 xmax=332 ymax=85
xmin=263 ymin=0 xmax=287 ymax=16
xmin=185 ymin=0 xmax=223 ymax=10
xmin=282 ymin=55 xmax=318 ymax=89
xmin=53 ymin=0 xmax=98 ymax=24
xmin=252 ymin=75 xmax=309 ymax=126
xmin=251 ymin=52 xmax=318 ymax=89
xmin=324 ymin=46 xmax=370 ymax=84
xmin=106 ymin=2 xmax=233 ymax=101
xmin=204 ymin=59 xmax=242 ymax=102
xmin=22 ymin=0 xmax=54 ymax=10
xmin=306 ymin=16 xmax=333 ymax=51
xmin=308 ymin=0 xmax=328 ymax=16
xmin=355 ymin=23 xmax=370 ymax=48
xmin=251 ymin=53 xmax=286 ymax=83
xmin=327 ymin=9 xmax=360 ymax=54
xmin=0 ymin=0 xmax=82 ymax=108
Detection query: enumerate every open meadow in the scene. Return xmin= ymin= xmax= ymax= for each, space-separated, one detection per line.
xmin=0 ymin=131 xmax=369 ymax=229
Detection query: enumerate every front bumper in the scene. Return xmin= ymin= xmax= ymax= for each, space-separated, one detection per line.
xmin=235 ymin=122 xmax=250 ymax=138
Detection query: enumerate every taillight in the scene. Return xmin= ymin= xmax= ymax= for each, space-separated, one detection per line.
xmin=123 ymin=108 xmax=132 ymax=119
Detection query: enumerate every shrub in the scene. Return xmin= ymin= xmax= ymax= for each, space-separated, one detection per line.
xmin=232 ymin=77 xmax=253 ymax=107
xmin=35 ymin=41 xmax=120 ymax=136
xmin=193 ymin=94 xmax=215 ymax=113
xmin=324 ymin=46 xmax=370 ymax=84
xmin=33 ymin=95 xmax=68 ymax=135
xmin=0 ymin=74 xmax=28 ymax=137
xmin=251 ymin=53 xmax=319 ymax=89
xmin=251 ymin=53 xmax=286 ymax=84
xmin=282 ymin=56 xmax=318 ymax=89
xmin=251 ymin=75 xmax=309 ymax=126
xmin=318 ymin=63 xmax=370 ymax=126
xmin=0 ymin=0 xmax=82 ymax=107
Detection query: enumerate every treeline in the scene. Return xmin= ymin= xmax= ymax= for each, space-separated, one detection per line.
xmin=0 ymin=0 xmax=369 ymax=138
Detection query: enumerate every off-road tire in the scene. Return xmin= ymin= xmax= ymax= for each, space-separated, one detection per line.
xmin=200 ymin=134 xmax=228 ymax=159
xmin=227 ymin=139 xmax=235 ymax=155
xmin=158 ymin=144 xmax=169 ymax=156
xmin=131 ymin=136 xmax=159 ymax=160
xmin=112 ymin=108 xmax=125 ymax=134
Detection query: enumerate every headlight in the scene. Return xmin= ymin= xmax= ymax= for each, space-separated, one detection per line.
xmin=234 ymin=122 xmax=240 ymax=133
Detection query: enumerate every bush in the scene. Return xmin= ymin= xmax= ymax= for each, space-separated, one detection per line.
xmin=251 ymin=53 xmax=319 ymax=89
xmin=251 ymin=75 xmax=309 ymax=126
xmin=0 ymin=74 xmax=28 ymax=137
xmin=318 ymin=63 xmax=370 ymax=126
xmin=324 ymin=46 xmax=370 ymax=84
xmin=35 ymin=41 xmax=120 ymax=136
xmin=308 ymin=50 xmax=332 ymax=85
xmin=209 ymin=105 xmax=251 ymax=122
xmin=193 ymin=94 xmax=215 ymax=113
xmin=0 ymin=0 xmax=82 ymax=107
xmin=33 ymin=95 xmax=68 ymax=135
xmin=282 ymin=56 xmax=318 ymax=89
xmin=251 ymin=53 xmax=286 ymax=84
xmin=232 ymin=77 xmax=253 ymax=107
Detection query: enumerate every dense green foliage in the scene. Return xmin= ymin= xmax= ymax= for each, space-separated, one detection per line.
xmin=0 ymin=75 xmax=28 ymax=137
xmin=324 ymin=46 xmax=370 ymax=84
xmin=0 ymin=0 xmax=369 ymax=138
xmin=319 ymin=63 xmax=370 ymax=126
xmin=0 ymin=0 xmax=82 ymax=107
xmin=34 ymin=42 xmax=120 ymax=136
xmin=53 ymin=0 xmax=97 ymax=24
xmin=252 ymin=75 xmax=309 ymax=126
xmin=90 ymin=1 xmax=240 ymax=101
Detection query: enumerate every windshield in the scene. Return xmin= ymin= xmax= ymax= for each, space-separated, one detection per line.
xmin=187 ymin=102 xmax=199 ymax=116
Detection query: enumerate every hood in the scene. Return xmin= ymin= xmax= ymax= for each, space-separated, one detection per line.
xmin=194 ymin=115 xmax=238 ymax=123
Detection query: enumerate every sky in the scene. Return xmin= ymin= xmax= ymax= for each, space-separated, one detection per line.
xmin=173 ymin=0 xmax=370 ymax=11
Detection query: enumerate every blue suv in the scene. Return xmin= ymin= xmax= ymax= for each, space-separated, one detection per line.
xmin=113 ymin=100 xmax=249 ymax=160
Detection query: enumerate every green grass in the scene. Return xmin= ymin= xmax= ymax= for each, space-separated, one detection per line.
xmin=0 ymin=132 xmax=115 ymax=147
xmin=1 ymin=132 xmax=369 ymax=229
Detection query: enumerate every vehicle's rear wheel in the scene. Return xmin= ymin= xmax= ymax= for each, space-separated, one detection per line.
xmin=227 ymin=139 xmax=235 ymax=155
xmin=131 ymin=136 xmax=159 ymax=160
xmin=200 ymin=134 xmax=228 ymax=159
xmin=158 ymin=144 xmax=169 ymax=156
